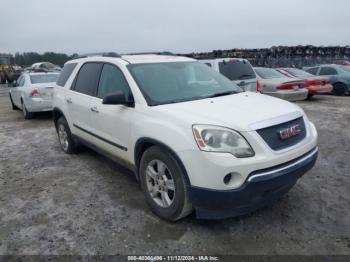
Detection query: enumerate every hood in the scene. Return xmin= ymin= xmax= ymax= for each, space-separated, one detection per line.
xmin=153 ymin=92 xmax=304 ymax=132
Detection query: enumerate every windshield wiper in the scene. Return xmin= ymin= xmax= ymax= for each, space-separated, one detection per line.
xmin=207 ymin=91 xmax=238 ymax=98
xmin=237 ymin=74 xmax=254 ymax=80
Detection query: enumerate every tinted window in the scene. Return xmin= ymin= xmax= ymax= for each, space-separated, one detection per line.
xmin=218 ymin=60 xmax=255 ymax=80
xmin=128 ymin=62 xmax=241 ymax=106
xmin=97 ymin=64 xmax=131 ymax=99
xmin=305 ymin=67 xmax=318 ymax=75
xmin=30 ymin=74 xmax=59 ymax=84
xmin=319 ymin=67 xmax=338 ymax=76
xmin=73 ymin=63 xmax=102 ymax=96
xmin=57 ymin=63 xmax=77 ymax=87
xmin=255 ymin=68 xmax=287 ymax=79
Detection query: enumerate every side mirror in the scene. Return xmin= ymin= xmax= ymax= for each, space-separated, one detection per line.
xmin=102 ymin=91 xmax=134 ymax=106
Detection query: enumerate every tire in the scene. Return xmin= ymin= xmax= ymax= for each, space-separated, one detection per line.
xmin=22 ymin=101 xmax=33 ymax=119
xmin=9 ymin=95 xmax=19 ymax=110
xmin=139 ymin=146 xmax=193 ymax=221
xmin=307 ymin=94 xmax=314 ymax=99
xmin=56 ymin=116 xmax=78 ymax=154
xmin=332 ymin=83 xmax=347 ymax=96
xmin=0 ymin=73 xmax=6 ymax=84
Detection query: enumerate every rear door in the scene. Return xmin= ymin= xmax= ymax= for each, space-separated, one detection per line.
xmin=89 ymin=63 xmax=134 ymax=160
xmin=67 ymin=62 xmax=103 ymax=140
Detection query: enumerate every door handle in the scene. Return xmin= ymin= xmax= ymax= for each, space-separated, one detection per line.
xmin=90 ymin=106 xmax=99 ymax=113
xmin=66 ymin=98 xmax=72 ymax=104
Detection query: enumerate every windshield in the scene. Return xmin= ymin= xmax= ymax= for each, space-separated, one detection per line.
xmin=30 ymin=74 xmax=59 ymax=84
xmin=255 ymin=68 xmax=287 ymax=79
xmin=128 ymin=62 xmax=242 ymax=106
xmin=218 ymin=60 xmax=256 ymax=80
xmin=284 ymin=68 xmax=313 ymax=77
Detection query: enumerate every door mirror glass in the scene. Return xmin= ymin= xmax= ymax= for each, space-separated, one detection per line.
xmin=102 ymin=91 xmax=133 ymax=106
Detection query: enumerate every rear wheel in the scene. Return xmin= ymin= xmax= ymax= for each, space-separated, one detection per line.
xmin=139 ymin=146 xmax=192 ymax=221
xmin=307 ymin=94 xmax=314 ymax=99
xmin=56 ymin=117 xmax=78 ymax=154
xmin=332 ymin=83 xmax=347 ymax=96
xmin=22 ymin=101 xmax=33 ymax=119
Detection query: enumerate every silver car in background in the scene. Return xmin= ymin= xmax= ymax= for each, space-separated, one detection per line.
xmin=9 ymin=72 xmax=59 ymax=119
xmin=254 ymin=67 xmax=308 ymax=101
xmin=199 ymin=58 xmax=257 ymax=92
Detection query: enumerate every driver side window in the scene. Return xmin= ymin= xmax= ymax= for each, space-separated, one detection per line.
xmin=97 ymin=64 xmax=132 ymax=100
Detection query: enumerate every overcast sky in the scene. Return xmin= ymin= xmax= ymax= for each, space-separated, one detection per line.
xmin=1 ymin=0 xmax=349 ymax=55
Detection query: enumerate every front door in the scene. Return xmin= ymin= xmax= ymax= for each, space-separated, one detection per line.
xmin=89 ymin=63 xmax=134 ymax=161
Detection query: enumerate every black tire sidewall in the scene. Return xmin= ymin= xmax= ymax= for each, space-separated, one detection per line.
xmin=56 ymin=117 xmax=76 ymax=154
xmin=139 ymin=146 xmax=187 ymax=221
xmin=333 ymin=84 xmax=346 ymax=96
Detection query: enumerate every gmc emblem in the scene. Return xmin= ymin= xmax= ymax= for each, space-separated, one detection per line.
xmin=279 ymin=124 xmax=301 ymax=140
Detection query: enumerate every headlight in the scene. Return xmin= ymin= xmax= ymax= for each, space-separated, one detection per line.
xmin=192 ymin=125 xmax=255 ymax=158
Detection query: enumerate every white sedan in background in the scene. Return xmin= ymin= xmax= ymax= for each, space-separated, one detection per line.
xmin=9 ymin=72 xmax=59 ymax=119
xmin=254 ymin=67 xmax=308 ymax=101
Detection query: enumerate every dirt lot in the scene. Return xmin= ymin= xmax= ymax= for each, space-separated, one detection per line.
xmin=0 ymin=85 xmax=349 ymax=256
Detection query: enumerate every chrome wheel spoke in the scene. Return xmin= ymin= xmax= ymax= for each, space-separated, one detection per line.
xmin=145 ymin=159 xmax=175 ymax=208
xmin=156 ymin=160 xmax=166 ymax=175
xmin=146 ymin=166 xmax=158 ymax=181
xmin=160 ymin=191 xmax=172 ymax=207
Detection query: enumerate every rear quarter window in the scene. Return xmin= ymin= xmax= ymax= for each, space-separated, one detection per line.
xmin=56 ymin=63 xmax=77 ymax=87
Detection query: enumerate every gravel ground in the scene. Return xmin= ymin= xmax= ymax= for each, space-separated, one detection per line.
xmin=0 ymin=85 xmax=349 ymax=256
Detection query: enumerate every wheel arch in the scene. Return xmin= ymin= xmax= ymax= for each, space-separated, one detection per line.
xmin=134 ymin=137 xmax=191 ymax=186
xmin=52 ymin=107 xmax=66 ymax=128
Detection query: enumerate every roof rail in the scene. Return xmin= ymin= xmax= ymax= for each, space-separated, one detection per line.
xmin=76 ymin=52 xmax=121 ymax=59
xmin=124 ymin=51 xmax=176 ymax=56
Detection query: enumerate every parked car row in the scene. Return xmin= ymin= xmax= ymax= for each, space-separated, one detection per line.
xmin=8 ymin=53 xmax=319 ymax=222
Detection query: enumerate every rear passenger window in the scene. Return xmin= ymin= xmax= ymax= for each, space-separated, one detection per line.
xmin=97 ymin=64 xmax=132 ymax=100
xmin=56 ymin=63 xmax=77 ymax=87
xmin=73 ymin=63 xmax=102 ymax=96
xmin=319 ymin=67 xmax=337 ymax=76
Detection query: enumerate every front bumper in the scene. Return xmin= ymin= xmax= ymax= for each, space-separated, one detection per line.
xmin=188 ymin=147 xmax=318 ymax=219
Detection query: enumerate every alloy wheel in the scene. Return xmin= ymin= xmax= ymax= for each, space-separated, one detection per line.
xmin=145 ymin=159 xmax=175 ymax=208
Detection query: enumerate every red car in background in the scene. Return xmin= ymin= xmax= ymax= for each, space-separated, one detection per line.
xmin=276 ymin=68 xmax=333 ymax=98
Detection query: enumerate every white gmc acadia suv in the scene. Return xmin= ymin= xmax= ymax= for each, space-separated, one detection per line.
xmin=53 ymin=53 xmax=318 ymax=221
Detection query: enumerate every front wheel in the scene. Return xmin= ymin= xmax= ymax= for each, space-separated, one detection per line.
xmin=139 ymin=146 xmax=192 ymax=221
xmin=56 ymin=117 xmax=78 ymax=154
